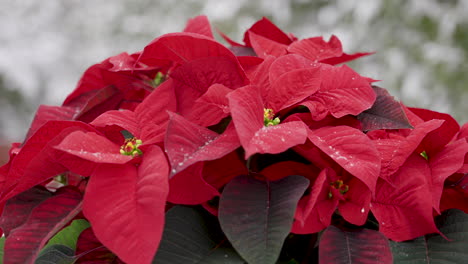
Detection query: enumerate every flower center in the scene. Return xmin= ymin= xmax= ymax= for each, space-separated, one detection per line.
xmin=264 ymin=108 xmax=280 ymax=126
xmin=328 ymin=179 xmax=349 ymax=199
xmin=120 ymin=138 xmax=143 ymax=157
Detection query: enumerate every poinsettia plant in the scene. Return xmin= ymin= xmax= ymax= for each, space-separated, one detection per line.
xmin=0 ymin=15 xmax=467 ymax=264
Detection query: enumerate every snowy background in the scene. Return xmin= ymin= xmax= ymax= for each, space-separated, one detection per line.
xmin=1 ymin=0 xmax=467 ymax=144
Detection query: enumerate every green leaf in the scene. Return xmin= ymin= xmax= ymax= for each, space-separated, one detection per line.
xmin=43 ymin=219 xmax=90 ymax=252
xmin=391 ymin=209 xmax=468 ymax=263
xmin=218 ymin=175 xmax=309 ymax=264
xmin=319 ymin=226 xmax=393 ymax=264
xmin=0 ymin=236 xmax=5 ymax=264
xmin=153 ymin=206 xmax=245 ymax=264
xmin=34 ymin=244 xmax=76 ymax=264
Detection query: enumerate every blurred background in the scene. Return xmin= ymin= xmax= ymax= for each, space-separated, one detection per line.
xmin=1 ymin=0 xmax=467 ymax=149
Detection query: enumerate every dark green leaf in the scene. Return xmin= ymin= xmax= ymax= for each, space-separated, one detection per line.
xmin=218 ymin=175 xmax=309 ymax=264
xmin=153 ymin=206 xmax=242 ymax=263
xmin=391 ymin=209 xmax=468 ymax=263
xmin=34 ymin=244 xmax=76 ymax=264
xmin=202 ymin=248 xmax=246 ymax=264
xmin=319 ymin=226 xmax=393 ymax=264
xmin=358 ymin=86 xmax=413 ymax=131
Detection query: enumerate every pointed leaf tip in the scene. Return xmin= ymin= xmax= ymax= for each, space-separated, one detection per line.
xmin=358 ymin=86 xmax=413 ymax=131
xmin=183 ymin=15 xmax=214 ymax=39
xmin=219 ymin=175 xmax=309 ymax=264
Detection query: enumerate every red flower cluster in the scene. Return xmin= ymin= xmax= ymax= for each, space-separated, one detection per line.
xmin=0 ymin=16 xmax=467 ymax=264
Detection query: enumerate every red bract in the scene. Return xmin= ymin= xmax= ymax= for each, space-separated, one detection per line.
xmin=166 ymin=162 xmax=218 ymax=205
xmin=55 ymin=95 xmax=173 ymax=263
xmin=227 ymin=84 xmax=309 ymax=158
xmin=267 ymin=54 xmax=376 ymax=120
xmin=288 ymin=35 xmax=343 ymax=62
xmin=458 ymin=122 xmax=468 ymax=140
xmin=227 ymin=55 xmax=326 ymax=158
xmin=183 ymin=15 xmax=215 ymax=39
xmin=260 ymin=160 xmax=319 ymax=182
xmin=306 ymin=126 xmax=381 ymax=192
xmin=202 ymin=151 xmax=248 ymax=190
xmin=164 ymin=112 xmax=240 ymax=204
xmin=370 ymin=117 xmax=468 ymax=214
xmin=219 ymin=17 xmax=294 ymax=54
xmin=90 ymin=78 xmax=177 ymax=145
xmin=82 ymin=146 xmax=168 ymax=264
xmin=371 ymin=154 xmax=440 ymax=241
xmin=165 ymin=112 xmax=240 ymax=176
xmin=248 ymin=31 xmax=288 ymax=58
xmin=54 ymin=128 xmax=170 ymax=263
xmin=292 ymin=168 xmax=372 ymax=234
xmin=370 ymin=119 xmax=444 ymax=183
xmin=64 ymin=85 xmax=124 ymax=124
xmin=291 ymin=125 xmax=380 ymax=234
xmin=370 ymin=112 xmax=467 ymax=241
xmin=440 ymin=173 xmax=468 ymax=213
xmin=0 ymin=121 xmax=97 ymax=206
xmin=138 ymin=32 xmax=241 ymax=67
xmin=63 ymin=52 xmax=164 ymax=122
xmin=54 ymin=131 xmax=133 ymax=164
xmin=170 ymin=55 xmax=247 ymax=117
xmin=138 ymin=31 xmax=249 ymax=123
xmin=288 ymin=35 xmax=373 ymax=65
xmin=221 ymin=17 xmax=371 ymax=65
xmin=243 ymin=17 xmax=295 ymax=47
xmin=424 ymin=138 xmax=468 ymax=213
xmin=185 ymin=83 xmax=233 ymax=127
xmin=303 ymin=63 xmax=376 ymax=120
xmin=24 ymin=105 xmax=79 ymax=142
xmin=65 ymin=52 xmax=160 ymax=102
